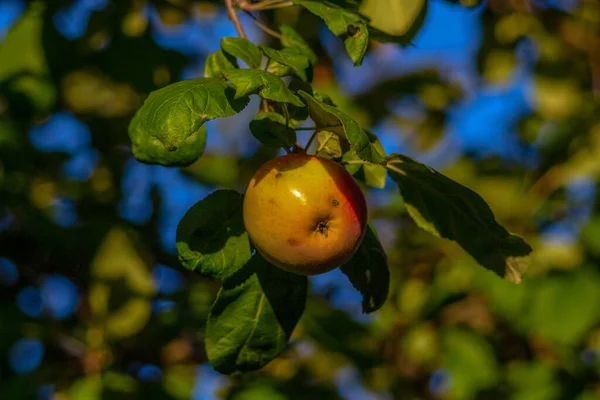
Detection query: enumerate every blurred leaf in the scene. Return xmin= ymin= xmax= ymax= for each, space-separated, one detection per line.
xmin=316 ymin=130 xmax=342 ymax=158
xmin=280 ymin=24 xmax=318 ymax=64
xmin=226 ymin=70 xmax=303 ymax=106
xmin=506 ymin=361 xmax=560 ymax=400
xmin=183 ymin=154 xmax=239 ymax=188
xmin=443 ymin=328 xmax=500 ymax=399
xmin=221 ymin=37 xmax=263 ymax=69
xmin=302 ymin=299 xmax=379 ymax=368
xmin=260 ymin=45 xmax=310 ymax=81
xmin=527 ymin=266 xmax=600 ymax=346
xmin=581 ymin=217 xmax=600 ymax=257
xmin=205 ymin=49 xmax=239 ymax=79
xmin=298 ymin=91 xmax=386 ymax=163
xmin=0 ymin=3 xmax=46 ymax=80
xmin=361 ymin=0 xmax=425 ymax=36
xmin=129 ymin=113 xmax=207 ymax=167
xmin=91 ymin=228 xmax=155 ymax=295
xmin=206 ymin=253 xmax=307 ymax=374
xmin=128 ymin=78 xmax=248 ymax=152
xmin=176 ymin=190 xmax=251 ymax=281
xmin=340 ymin=224 xmax=389 ymax=313
xmin=90 ymin=228 xmax=155 ymax=340
xmin=387 ymin=154 xmax=532 ymax=283
xmin=249 ymin=112 xmax=297 ymax=148
xmin=295 ymin=0 xmax=369 ymax=65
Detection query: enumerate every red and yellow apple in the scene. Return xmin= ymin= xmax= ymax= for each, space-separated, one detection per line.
xmin=242 ymin=154 xmax=368 ymax=276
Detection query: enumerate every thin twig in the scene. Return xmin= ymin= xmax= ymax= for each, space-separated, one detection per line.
xmin=243 ymin=10 xmax=282 ymax=39
xmin=304 ymin=129 xmax=320 ymax=153
xmin=296 ymin=124 xmax=341 ymax=131
xmin=225 ymin=0 xmax=247 ymax=39
xmin=240 ymin=0 xmax=294 ymax=11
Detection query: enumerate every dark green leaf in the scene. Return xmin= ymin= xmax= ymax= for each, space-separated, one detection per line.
xmin=295 ymin=0 xmax=370 ymax=65
xmin=386 ymin=154 xmax=532 ymax=282
xmin=249 ymin=112 xmax=297 ymax=148
xmin=206 ymin=254 xmax=307 ymax=374
xmin=221 ymin=37 xmax=263 ymax=69
xmin=260 ymin=45 xmax=310 ymax=81
xmin=176 ymin=190 xmax=251 ymax=280
xmin=204 ymin=49 xmax=238 ymax=79
xmin=340 ymin=224 xmax=389 ymax=313
xmin=226 ymin=69 xmax=303 ymax=106
xmin=129 ymin=111 xmax=207 ymax=166
xmin=280 ymin=24 xmax=318 ymax=64
xmin=128 ymin=78 xmax=248 ymax=152
xmin=298 ymin=91 xmax=385 ymax=163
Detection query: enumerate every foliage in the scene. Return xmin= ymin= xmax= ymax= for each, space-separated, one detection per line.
xmin=1 ymin=0 xmax=599 ymax=398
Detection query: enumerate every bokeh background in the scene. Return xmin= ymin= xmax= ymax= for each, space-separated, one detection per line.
xmin=1 ymin=0 xmax=600 ymax=398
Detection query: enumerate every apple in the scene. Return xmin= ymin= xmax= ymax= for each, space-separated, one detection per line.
xmin=243 ymin=154 xmax=368 ymax=276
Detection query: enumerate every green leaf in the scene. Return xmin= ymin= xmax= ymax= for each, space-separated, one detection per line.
xmin=526 ymin=266 xmax=600 ymax=346
xmin=386 ymin=154 xmax=532 ymax=282
xmin=128 ymin=78 xmax=248 ymax=152
xmin=280 ymin=24 xmax=318 ymax=64
xmin=361 ymin=0 xmax=428 ymax=46
xmin=340 ymin=225 xmax=389 ymax=313
xmin=249 ymin=112 xmax=297 ymax=148
xmin=316 ymin=130 xmax=343 ymax=158
xmin=344 ymin=22 xmax=370 ymax=66
xmin=295 ymin=0 xmax=364 ymax=36
xmin=129 ymin=111 xmax=207 ymax=167
xmin=298 ymin=91 xmax=385 ymax=163
xmin=295 ymin=0 xmax=370 ymax=65
xmin=260 ymin=45 xmax=310 ymax=81
xmin=266 ymin=59 xmax=294 ymax=78
xmin=206 ymin=253 xmax=307 ymax=374
xmin=204 ymin=49 xmax=238 ymax=79
xmin=176 ymin=190 xmax=251 ymax=281
xmin=360 ymin=0 xmax=426 ymax=36
xmin=226 ymin=69 xmax=303 ymax=106
xmin=442 ymin=328 xmax=500 ymax=399
xmin=221 ymin=37 xmax=263 ymax=69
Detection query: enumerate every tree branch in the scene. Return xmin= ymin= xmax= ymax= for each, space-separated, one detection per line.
xmin=225 ymin=0 xmax=247 ymax=39
xmin=243 ymin=10 xmax=282 ymax=39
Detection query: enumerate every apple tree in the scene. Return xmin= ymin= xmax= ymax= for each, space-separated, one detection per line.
xmin=128 ymin=0 xmax=532 ymax=375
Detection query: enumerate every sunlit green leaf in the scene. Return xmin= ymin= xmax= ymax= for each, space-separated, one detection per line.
xmin=129 ymin=111 xmax=207 ymax=166
xmin=295 ymin=0 xmax=370 ymax=65
xmin=386 ymin=153 xmax=532 ymax=282
xmin=221 ymin=37 xmax=263 ymax=69
xmin=204 ymin=49 xmax=238 ymax=79
xmin=298 ymin=91 xmax=385 ymax=163
xmin=226 ymin=69 xmax=303 ymax=106
xmin=260 ymin=45 xmax=310 ymax=81
xmin=249 ymin=112 xmax=297 ymax=148
xmin=128 ymin=78 xmax=248 ymax=154
xmin=176 ymin=190 xmax=251 ymax=281
xmin=340 ymin=224 xmax=389 ymax=313
xmin=206 ymin=254 xmax=307 ymax=374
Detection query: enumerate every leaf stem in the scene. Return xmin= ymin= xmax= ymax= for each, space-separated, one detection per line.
xmin=345 ymin=160 xmax=372 ymax=166
xmin=225 ymin=0 xmax=247 ymax=39
xmin=243 ymin=10 xmax=282 ymax=39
